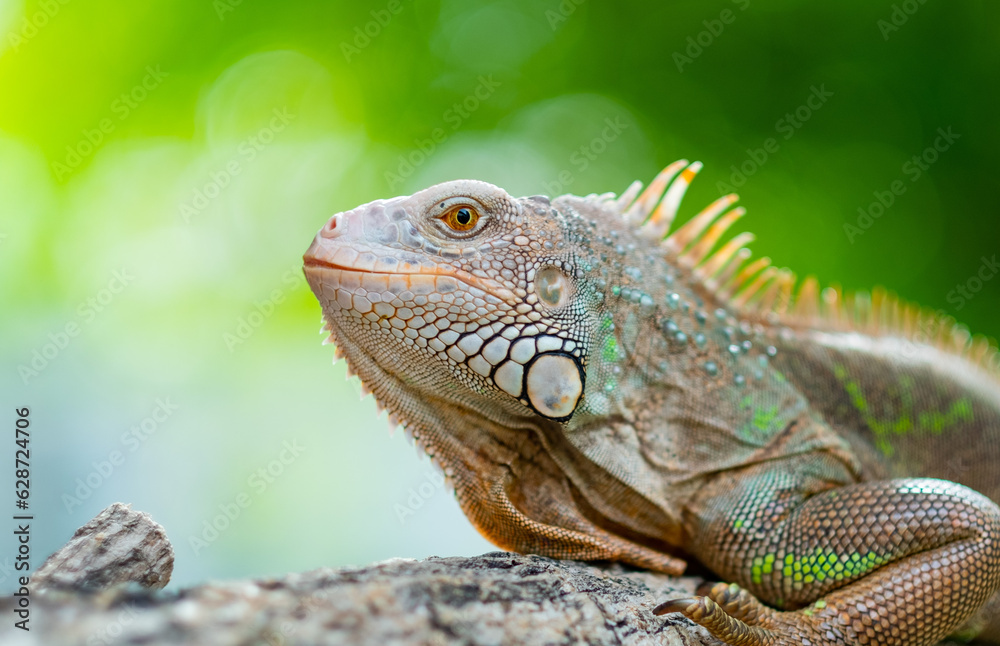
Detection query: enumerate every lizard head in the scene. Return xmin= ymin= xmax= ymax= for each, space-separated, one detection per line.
xmin=303 ymin=162 xmax=755 ymax=439
xmin=303 ymin=162 xmax=789 ymax=571
xmin=303 ymin=178 xmax=600 ymax=430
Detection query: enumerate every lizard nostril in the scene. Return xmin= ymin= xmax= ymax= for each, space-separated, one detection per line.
xmin=322 ymin=214 xmax=343 ymax=238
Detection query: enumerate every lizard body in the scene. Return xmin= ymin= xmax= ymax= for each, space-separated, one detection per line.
xmin=303 ymin=161 xmax=1000 ymax=645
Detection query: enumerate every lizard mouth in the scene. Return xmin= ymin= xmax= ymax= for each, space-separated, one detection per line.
xmin=302 ymin=250 xmax=517 ymax=304
xmin=303 ymin=258 xmax=372 ymax=272
xmin=303 ymin=256 xmax=427 ymax=275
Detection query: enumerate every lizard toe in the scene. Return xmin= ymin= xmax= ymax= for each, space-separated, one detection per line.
xmin=698 ymin=582 xmax=777 ymax=626
xmin=654 ymin=594 xmax=777 ymax=645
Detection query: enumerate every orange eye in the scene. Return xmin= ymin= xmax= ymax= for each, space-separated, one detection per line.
xmin=440 ymin=205 xmax=480 ymax=232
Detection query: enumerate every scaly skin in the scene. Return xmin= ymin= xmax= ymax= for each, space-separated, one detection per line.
xmin=303 ymin=161 xmax=1000 ymax=645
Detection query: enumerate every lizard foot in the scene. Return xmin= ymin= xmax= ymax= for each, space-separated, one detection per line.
xmin=654 ymin=586 xmax=778 ymax=646
xmin=694 ymin=581 xmax=776 ymax=625
xmin=655 ymin=583 xmax=870 ymax=646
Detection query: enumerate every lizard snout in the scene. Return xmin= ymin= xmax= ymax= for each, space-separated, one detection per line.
xmin=304 ymin=206 xmax=376 ymax=267
xmin=317 ymin=208 xmax=366 ymax=242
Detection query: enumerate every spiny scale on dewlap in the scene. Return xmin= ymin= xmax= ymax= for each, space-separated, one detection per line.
xmin=303 ymin=160 xmax=1000 ymax=645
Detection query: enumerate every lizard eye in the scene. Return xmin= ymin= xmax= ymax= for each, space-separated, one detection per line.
xmin=535 ymin=266 xmax=572 ymax=308
xmin=439 ymin=206 xmax=480 ymax=232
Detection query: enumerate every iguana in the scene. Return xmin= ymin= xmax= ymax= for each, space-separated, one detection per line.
xmin=302 ymin=160 xmax=1000 ymax=645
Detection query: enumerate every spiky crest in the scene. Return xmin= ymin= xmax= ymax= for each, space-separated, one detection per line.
xmin=611 ymin=161 xmax=1000 ymax=379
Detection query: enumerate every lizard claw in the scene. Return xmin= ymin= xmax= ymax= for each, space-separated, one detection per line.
xmin=652 ymin=597 xmax=701 ymax=616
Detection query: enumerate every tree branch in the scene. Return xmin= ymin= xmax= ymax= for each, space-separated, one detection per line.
xmin=3 ymin=503 xmax=719 ymax=645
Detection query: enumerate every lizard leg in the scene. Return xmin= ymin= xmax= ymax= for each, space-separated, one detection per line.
xmin=659 ymin=463 xmax=1000 ymax=645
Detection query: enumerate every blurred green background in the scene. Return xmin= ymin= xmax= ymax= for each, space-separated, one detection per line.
xmin=1 ymin=0 xmax=998 ymax=592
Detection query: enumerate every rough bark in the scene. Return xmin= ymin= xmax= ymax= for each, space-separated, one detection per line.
xmin=2 ymin=503 xmax=720 ymax=645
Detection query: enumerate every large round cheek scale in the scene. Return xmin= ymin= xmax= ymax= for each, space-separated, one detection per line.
xmin=524 ymin=354 xmax=583 ymax=419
